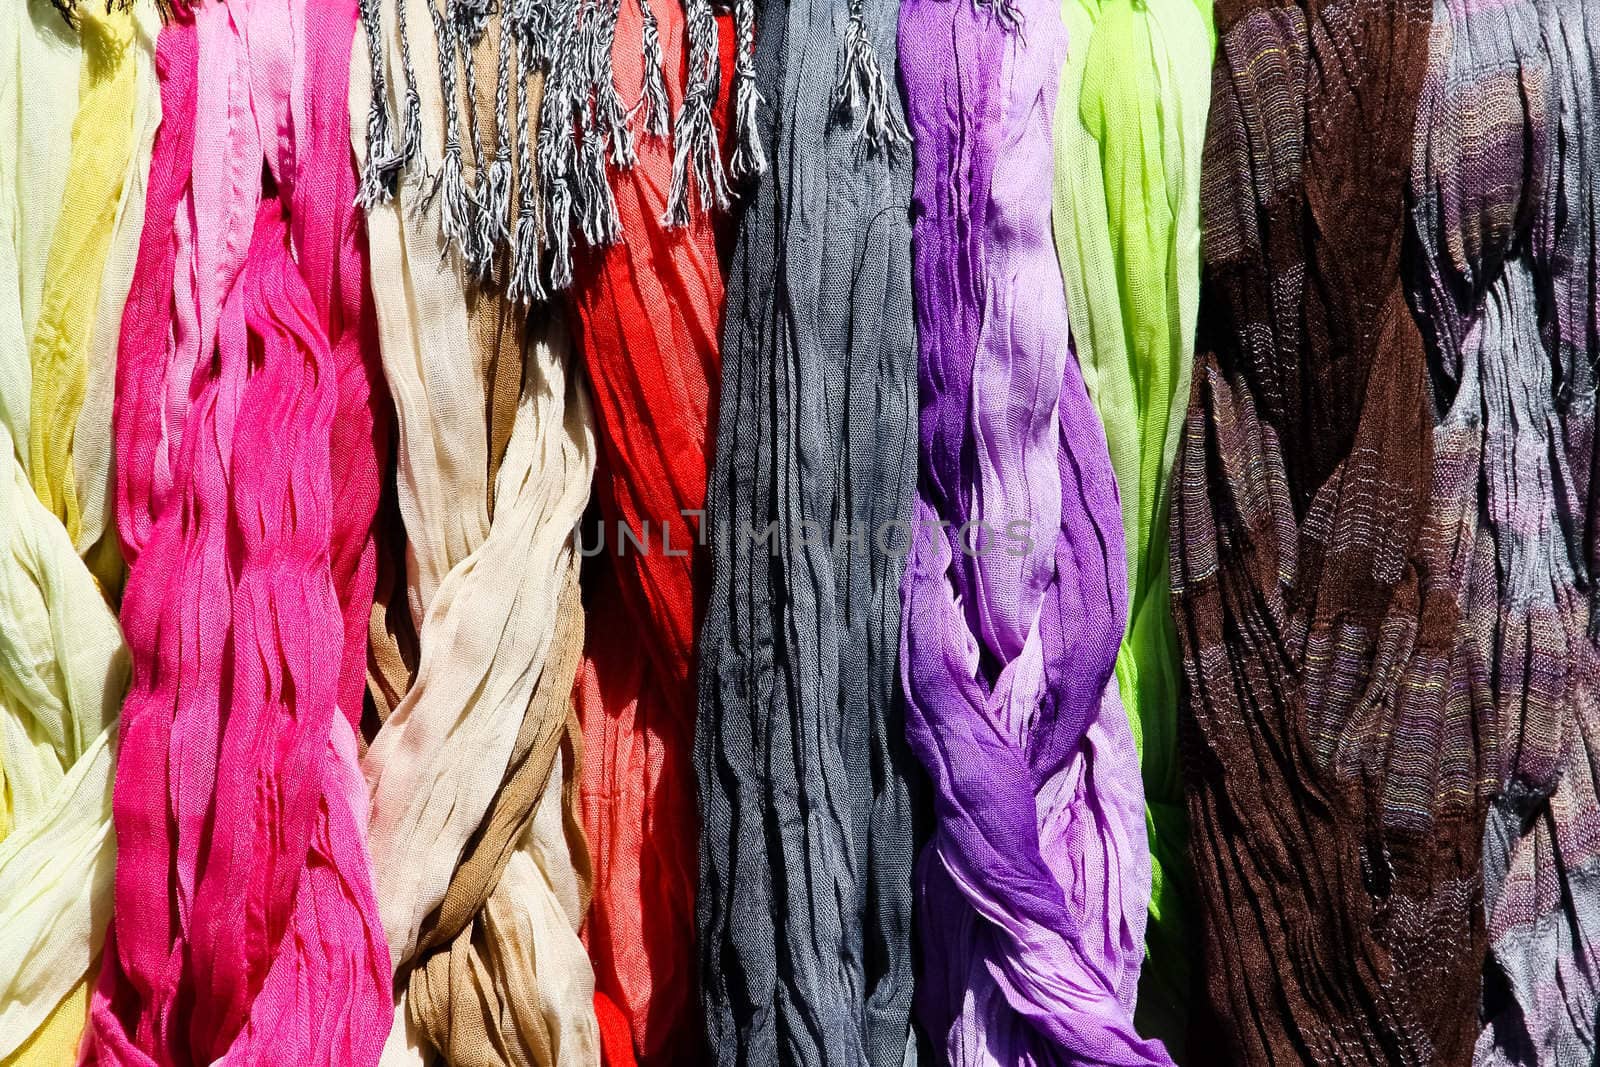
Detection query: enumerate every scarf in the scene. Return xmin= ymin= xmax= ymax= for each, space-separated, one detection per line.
xmin=898 ymin=0 xmax=1166 ymax=1061
xmin=1049 ymin=0 xmax=1212 ymax=1055
xmin=84 ymin=3 xmax=394 ymax=1061
xmin=350 ymin=3 xmax=600 ymax=1064
xmin=1172 ymin=0 xmax=1502 ymax=1061
xmin=0 ymin=1 xmax=155 ymax=1061
xmin=1404 ymin=0 xmax=1600 ymax=1060
xmin=560 ymin=1 xmax=736 ymax=1059
xmin=694 ymin=0 xmax=922 ymax=1058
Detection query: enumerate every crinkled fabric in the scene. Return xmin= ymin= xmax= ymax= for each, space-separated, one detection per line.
xmin=84 ymin=4 xmax=394 ymax=1062
xmin=563 ymin=4 xmax=734 ymax=1062
xmin=897 ymin=0 xmax=1165 ymax=1062
xmin=693 ymin=0 xmax=922 ymax=1060
xmin=1049 ymin=0 xmax=1213 ymax=1054
xmin=1402 ymin=0 xmax=1600 ymax=1061
xmin=1172 ymin=0 xmax=1501 ymax=1062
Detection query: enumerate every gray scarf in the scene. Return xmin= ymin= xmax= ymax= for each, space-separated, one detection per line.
xmin=694 ymin=0 xmax=922 ymax=1061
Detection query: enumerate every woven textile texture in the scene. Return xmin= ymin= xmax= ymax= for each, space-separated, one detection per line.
xmin=695 ymin=0 xmax=922 ymax=1059
xmin=84 ymin=1 xmax=394 ymax=1060
xmin=897 ymin=0 xmax=1167 ymax=1061
xmin=1170 ymin=0 xmax=1508 ymax=1062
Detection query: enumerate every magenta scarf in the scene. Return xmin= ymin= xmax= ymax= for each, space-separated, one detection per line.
xmin=83 ymin=3 xmax=392 ymax=1064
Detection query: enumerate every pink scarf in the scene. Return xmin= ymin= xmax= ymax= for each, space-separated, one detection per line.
xmin=83 ymin=3 xmax=392 ymax=1064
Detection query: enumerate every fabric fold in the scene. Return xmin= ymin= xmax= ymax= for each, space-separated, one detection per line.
xmin=85 ymin=3 xmax=394 ymax=1062
xmin=897 ymin=0 xmax=1166 ymax=1061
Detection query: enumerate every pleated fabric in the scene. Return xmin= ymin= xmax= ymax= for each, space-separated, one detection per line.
xmin=84 ymin=2 xmax=395 ymax=1062
xmin=1171 ymin=0 xmax=1506 ymax=1061
xmin=898 ymin=0 xmax=1166 ymax=1062
xmin=1049 ymin=1 xmax=1211 ymax=1055
xmin=0 ymin=2 xmax=155 ymax=1062
xmin=562 ymin=5 xmax=734 ymax=1061
xmin=350 ymin=3 xmax=601 ymax=1064
xmin=1402 ymin=0 xmax=1600 ymax=1061
xmin=694 ymin=0 xmax=922 ymax=1058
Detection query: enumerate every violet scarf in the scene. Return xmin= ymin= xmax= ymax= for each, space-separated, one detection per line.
xmin=84 ymin=2 xmax=393 ymax=1062
xmin=897 ymin=0 xmax=1166 ymax=1061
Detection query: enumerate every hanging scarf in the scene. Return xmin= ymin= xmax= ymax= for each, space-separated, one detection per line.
xmin=898 ymin=0 xmax=1165 ymax=1061
xmin=84 ymin=2 xmax=394 ymax=1061
xmin=1404 ymin=0 xmax=1600 ymax=1060
xmin=694 ymin=0 xmax=921 ymax=1059
xmin=0 ymin=1 xmax=152 ymax=1062
xmin=350 ymin=3 xmax=600 ymax=1064
xmin=1049 ymin=1 xmax=1212 ymax=1056
xmin=1171 ymin=0 xmax=1507 ymax=1061
xmin=1485 ymin=2 xmax=1600 ymax=1058
xmin=561 ymin=1 xmax=736 ymax=1060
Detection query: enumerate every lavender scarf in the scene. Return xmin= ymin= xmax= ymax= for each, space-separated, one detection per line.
xmin=897 ymin=0 xmax=1168 ymax=1061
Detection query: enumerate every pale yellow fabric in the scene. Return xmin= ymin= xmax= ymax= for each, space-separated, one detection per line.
xmin=0 ymin=2 xmax=156 ymax=1062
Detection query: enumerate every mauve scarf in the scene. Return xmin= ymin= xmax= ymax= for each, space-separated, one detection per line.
xmin=1404 ymin=0 xmax=1600 ymax=1061
xmin=1049 ymin=0 xmax=1212 ymax=1054
xmin=897 ymin=0 xmax=1165 ymax=1062
xmin=85 ymin=2 xmax=393 ymax=1062
xmin=1172 ymin=0 xmax=1505 ymax=1062
xmin=694 ymin=0 xmax=922 ymax=1058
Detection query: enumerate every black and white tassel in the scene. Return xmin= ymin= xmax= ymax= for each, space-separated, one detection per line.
xmin=728 ymin=0 xmax=766 ymax=181
xmin=662 ymin=0 xmax=728 ymax=226
xmin=508 ymin=32 xmax=547 ymax=303
xmin=830 ymin=0 xmax=909 ymax=156
xmin=637 ymin=0 xmax=671 ymax=139
xmin=429 ymin=0 xmax=476 ymax=258
xmin=475 ymin=14 xmax=515 ymax=279
xmin=356 ymin=0 xmax=400 ymax=206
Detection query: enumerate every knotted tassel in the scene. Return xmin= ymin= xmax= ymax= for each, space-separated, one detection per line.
xmin=829 ymin=0 xmax=908 ymax=156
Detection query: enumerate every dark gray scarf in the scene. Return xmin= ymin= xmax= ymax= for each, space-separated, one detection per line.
xmin=694 ymin=0 xmax=921 ymax=1061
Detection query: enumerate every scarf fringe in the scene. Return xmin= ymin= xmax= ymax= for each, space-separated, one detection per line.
xmin=358 ymin=0 xmax=755 ymax=291
xmin=830 ymin=4 xmax=909 ymax=157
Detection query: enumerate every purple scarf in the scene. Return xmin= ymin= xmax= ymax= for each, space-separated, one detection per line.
xmin=897 ymin=0 xmax=1170 ymax=1063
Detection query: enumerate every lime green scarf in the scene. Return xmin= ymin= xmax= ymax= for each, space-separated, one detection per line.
xmin=1052 ymin=0 xmax=1213 ymax=1056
